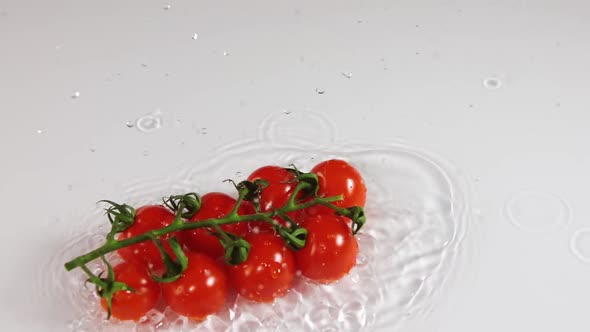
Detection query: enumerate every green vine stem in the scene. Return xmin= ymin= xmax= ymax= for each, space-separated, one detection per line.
xmin=64 ymin=190 xmax=344 ymax=272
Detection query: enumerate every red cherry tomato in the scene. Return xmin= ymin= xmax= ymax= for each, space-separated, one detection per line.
xmin=228 ymin=233 xmax=296 ymax=302
xmin=305 ymin=159 xmax=367 ymax=216
xmin=117 ymin=205 xmax=176 ymax=271
xmin=295 ymin=214 xmax=358 ymax=284
xmin=180 ymin=192 xmax=249 ymax=258
xmin=100 ymin=262 xmax=161 ymax=321
xmin=247 ymin=165 xmax=303 ymax=232
xmin=162 ymin=252 xmax=228 ymax=320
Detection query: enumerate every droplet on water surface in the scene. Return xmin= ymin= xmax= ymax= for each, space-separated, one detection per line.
xmin=136 ymin=114 xmax=162 ymax=133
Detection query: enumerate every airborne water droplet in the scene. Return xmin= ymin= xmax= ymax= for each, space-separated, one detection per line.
xmin=192 ymin=33 xmax=198 ymax=40
xmin=223 ymin=51 xmax=229 ymax=56
xmin=341 ymin=72 xmax=353 ymax=79
xmin=71 ymin=91 xmax=80 ymax=99
xmin=36 ymin=129 xmax=44 ymax=134
xmin=163 ymin=4 xmax=171 ymax=10
xmin=315 ymin=88 xmax=325 ymax=95
xmin=125 ymin=121 xmax=134 ymax=128
xmin=483 ymin=77 xmax=502 ymax=89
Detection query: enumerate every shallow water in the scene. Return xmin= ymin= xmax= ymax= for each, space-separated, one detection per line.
xmin=44 ymin=111 xmax=472 ymax=331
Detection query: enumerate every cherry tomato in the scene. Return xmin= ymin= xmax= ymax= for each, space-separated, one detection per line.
xmin=162 ymin=252 xmax=228 ymax=320
xmin=295 ymin=214 xmax=358 ymax=284
xmin=117 ymin=205 xmax=176 ymax=271
xmin=100 ymin=262 xmax=161 ymax=321
xmin=247 ymin=165 xmax=303 ymax=232
xmin=180 ymin=192 xmax=249 ymax=258
xmin=228 ymin=233 xmax=296 ymax=302
xmin=305 ymin=159 xmax=367 ymax=216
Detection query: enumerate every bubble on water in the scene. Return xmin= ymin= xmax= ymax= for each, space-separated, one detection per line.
xmin=505 ymin=190 xmax=570 ymax=232
xmin=483 ymin=77 xmax=502 ymax=89
xmin=341 ymin=72 xmax=353 ymax=79
xmin=71 ymin=91 xmax=80 ymax=99
xmin=315 ymin=88 xmax=326 ymax=94
xmin=571 ymin=228 xmax=590 ymax=264
xmin=136 ymin=114 xmax=162 ymax=133
xmin=192 ymin=32 xmax=198 ymax=40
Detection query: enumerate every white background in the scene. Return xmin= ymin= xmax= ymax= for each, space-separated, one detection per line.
xmin=1 ymin=0 xmax=589 ymax=331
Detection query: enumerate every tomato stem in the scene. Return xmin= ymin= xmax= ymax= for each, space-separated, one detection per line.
xmin=64 ymin=195 xmax=343 ymax=271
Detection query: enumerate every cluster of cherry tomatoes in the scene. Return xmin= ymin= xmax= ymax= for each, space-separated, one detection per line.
xmin=100 ymin=159 xmax=367 ymax=322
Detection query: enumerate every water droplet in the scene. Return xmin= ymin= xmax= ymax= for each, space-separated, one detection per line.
xmin=141 ymin=63 xmax=148 ymax=68
xmin=125 ymin=121 xmax=134 ymax=128
xmin=90 ymin=148 xmax=96 ymax=153
xmin=357 ymin=19 xmax=363 ymax=23
xmin=223 ymin=51 xmax=229 ymax=56
xmin=283 ymin=109 xmax=292 ymax=115
xmin=71 ymin=91 xmax=80 ymax=99
xmin=571 ymin=228 xmax=590 ymax=264
xmin=136 ymin=114 xmax=162 ymax=133
xmin=356 ymin=254 xmax=368 ymax=266
xmin=200 ymin=127 xmax=208 ymax=135
xmin=505 ymin=191 xmax=570 ymax=232
xmin=236 ymin=171 xmax=243 ymax=178
xmin=192 ymin=33 xmax=198 ymax=40
xmin=142 ymin=150 xmax=149 ymax=157
xmin=163 ymin=4 xmax=171 ymax=10
xmin=483 ymin=77 xmax=502 ymax=89
xmin=341 ymin=72 xmax=353 ymax=79
xmin=315 ymin=88 xmax=325 ymax=95
xmin=36 ymin=129 xmax=44 ymax=134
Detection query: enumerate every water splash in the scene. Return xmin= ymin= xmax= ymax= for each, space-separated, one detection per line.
xmin=52 ymin=111 xmax=471 ymax=332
